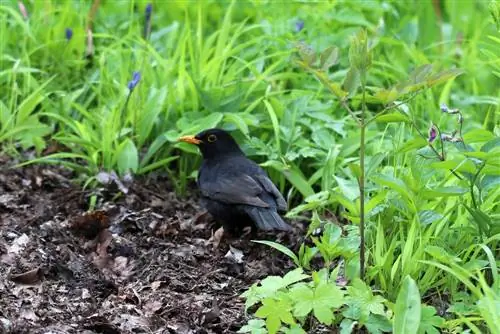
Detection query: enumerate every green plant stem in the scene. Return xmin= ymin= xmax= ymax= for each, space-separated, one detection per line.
xmin=470 ymin=162 xmax=486 ymax=210
xmin=359 ymin=73 xmax=367 ymax=280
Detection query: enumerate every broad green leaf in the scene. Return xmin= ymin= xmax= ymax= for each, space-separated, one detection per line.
xmin=421 ymin=186 xmax=468 ymax=199
xmin=117 ymin=139 xmax=139 ymax=175
xmin=425 ymin=68 xmax=465 ymax=87
xmin=481 ymin=137 xmax=500 ymax=152
xmin=463 ymin=129 xmax=495 ymax=143
xmin=375 ymin=113 xmax=409 ymax=123
xmin=282 ymin=268 xmax=310 ymax=286
xmin=418 ymin=305 xmax=444 ymax=334
xmin=320 ymin=46 xmax=339 ymax=71
xmin=430 ymin=159 xmax=476 ymax=174
xmin=365 ymin=314 xmax=392 ymax=334
xmin=373 ymin=88 xmax=399 ymax=104
xmin=464 ymin=205 xmax=493 ymax=236
xmin=280 ymin=164 xmax=315 ymax=198
xmin=418 ymin=210 xmax=443 ymax=226
xmin=393 ymin=276 xmax=421 ymax=334
xmin=425 ymin=245 xmax=461 ymax=264
xmin=224 ymin=113 xmax=250 ymax=135
xmin=340 ymin=318 xmax=357 ymax=334
xmin=140 ymin=133 xmax=169 ymax=168
xmin=334 ymin=176 xmax=360 ymax=201
xmin=237 ymin=319 xmax=266 ymax=334
xmin=372 ymin=174 xmax=413 ymax=204
xmin=17 ymin=76 xmax=55 ymax=123
xmin=343 ymin=67 xmax=361 ymax=97
xmin=256 ymin=298 xmax=295 ymax=334
xmin=398 ymin=137 xmax=427 ymax=153
xmin=346 ymin=279 xmax=386 ymax=323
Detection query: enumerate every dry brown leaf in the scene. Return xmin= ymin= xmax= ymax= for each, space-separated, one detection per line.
xmin=9 ymin=267 xmax=43 ymax=285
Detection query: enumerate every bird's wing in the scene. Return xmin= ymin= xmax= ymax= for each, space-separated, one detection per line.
xmin=254 ymin=174 xmax=288 ymax=212
xmin=199 ymin=174 xmax=270 ymax=208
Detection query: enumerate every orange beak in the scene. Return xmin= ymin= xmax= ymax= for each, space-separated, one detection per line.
xmin=178 ymin=135 xmax=202 ymax=145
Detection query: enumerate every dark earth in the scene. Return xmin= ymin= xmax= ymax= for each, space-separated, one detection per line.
xmin=0 ymin=156 xmax=303 ymax=334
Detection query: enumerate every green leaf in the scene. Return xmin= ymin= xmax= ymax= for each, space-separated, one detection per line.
xmin=291 ymin=282 xmax=344 ymax=325
xmin=375 ymin=113 xmax=409 ymax=123
xmin=430 ymin=159 xmax=476 ymax=174
xmin=139 ymin=133 xmax=169 ymax=168
xmin=343 ymin=67 xmax=361 ymax=97
xmin=463 ymin=129 xmax=495 ymax=143
xmin=281 ymin=164 xmax=315 ymax=198
xmin=320 ymin=46 xmax=339 ymax=71
xmin=340 ymin=318 xmax=357 ymax=334
xmin=256 ymin=298 xmax=295 ymax=334
xmin=296 ymin=41 xmax=316 ymax=66
xmin=373 ymin=88 xmax=399 ymax=104
xmin=290 ymin=284 xmax=313 ymax=317
xmin=425 ymin=68 xmax=465 ymax=87
xmin=393 ymin=276 xmax=421 ymax=334
xmin=238 ymin=319 xmax=267 ymax=334
xmin=282 ymin=268 xmax=310 ymax=288
xmin=117 ymin=139 xmax=139 ymax=175
xmin=418 ymin=210 xmax=444 ymax=226
xmin=372 ymin=174 xmax=413 ymax=206
xmin=365 ymin=314 xmax=392 ymax=334
xmin=398 ymin=137 xmax=428 ymax=153
xmin=252 ymin=240 xmax=300 ymax=267
xmin=425 ymin=245 xmax=461 ymax=264
xmin=346 ymin=279 xmax=386 ymax=323
xmin=421 ymin=186 xmax=468 ymax=199
xmin=464 ymin=204 xmax=493 ymax=236
xmin=418 ymin=305 xmax=444 ymax=334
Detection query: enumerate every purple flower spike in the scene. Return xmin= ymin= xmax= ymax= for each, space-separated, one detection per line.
xmin=65 ymin=28 xmax=73 ymax=41
xmin=295 ymin=20 xmax=305 ymax=33
xmin=144 ymin=3 xmax=153 ymax=39
xmin=440 ymin=103 xmax=448 ymax=113
xmin=127 ymin=71 xmax=141 ymax=91
xmin=428 ymin=124 xmax=437 ymax=143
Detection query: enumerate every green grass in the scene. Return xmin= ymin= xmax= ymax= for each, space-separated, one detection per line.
xmin=1 ymin=0 xmax=499 ymax=333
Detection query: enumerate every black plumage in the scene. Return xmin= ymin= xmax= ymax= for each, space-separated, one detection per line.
xmin=179 ymin=128 xmax=292 ymax=232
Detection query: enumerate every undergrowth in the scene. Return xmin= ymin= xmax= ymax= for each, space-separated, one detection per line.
xmin=1 ymin=1 xmax=499 ymax=333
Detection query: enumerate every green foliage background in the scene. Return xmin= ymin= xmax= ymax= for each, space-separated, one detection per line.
xmin=1 ymin=0 xmax=499 ymax=333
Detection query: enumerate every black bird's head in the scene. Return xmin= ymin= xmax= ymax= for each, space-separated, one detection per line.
xmin=178 ymin=128 xmax=243 ymax=160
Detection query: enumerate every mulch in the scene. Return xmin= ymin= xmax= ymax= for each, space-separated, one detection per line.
xmin=0 ymin=157 xmax=303 ymax=334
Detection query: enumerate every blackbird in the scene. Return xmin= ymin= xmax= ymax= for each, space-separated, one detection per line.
xmin=179 ymin=128 xmax=292 ymax=232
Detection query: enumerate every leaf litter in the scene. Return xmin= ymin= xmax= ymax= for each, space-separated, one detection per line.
xmin=0 ymin=159 xmax=302 ymax=333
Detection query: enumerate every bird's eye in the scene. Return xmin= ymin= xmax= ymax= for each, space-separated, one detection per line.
xmin=207 ymin=134 xmax=217 ymax=142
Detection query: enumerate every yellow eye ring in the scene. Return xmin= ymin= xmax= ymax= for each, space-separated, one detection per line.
xmin=207 ymin=134 xmax=217 ymax=142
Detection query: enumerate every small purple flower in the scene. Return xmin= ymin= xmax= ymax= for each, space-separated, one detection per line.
xmin=127 ymin=71 xmax=141 ymax=91
xmin=440 ymin=103 xmax=448 ymax=113
xmin=295 ymin=20 xmax=304 ymax=33
xmin=65 ymin=28 xmax=73 ymax=41
xmin=428 ymin=123 xmax=437 ymax=143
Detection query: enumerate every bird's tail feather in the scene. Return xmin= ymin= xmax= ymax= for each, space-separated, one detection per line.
xmin=245 ymin=207 xmax=292 ymax=231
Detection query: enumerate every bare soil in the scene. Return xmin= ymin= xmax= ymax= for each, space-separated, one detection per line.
xmin=0 ymin=158 xmax=302 ymax=334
